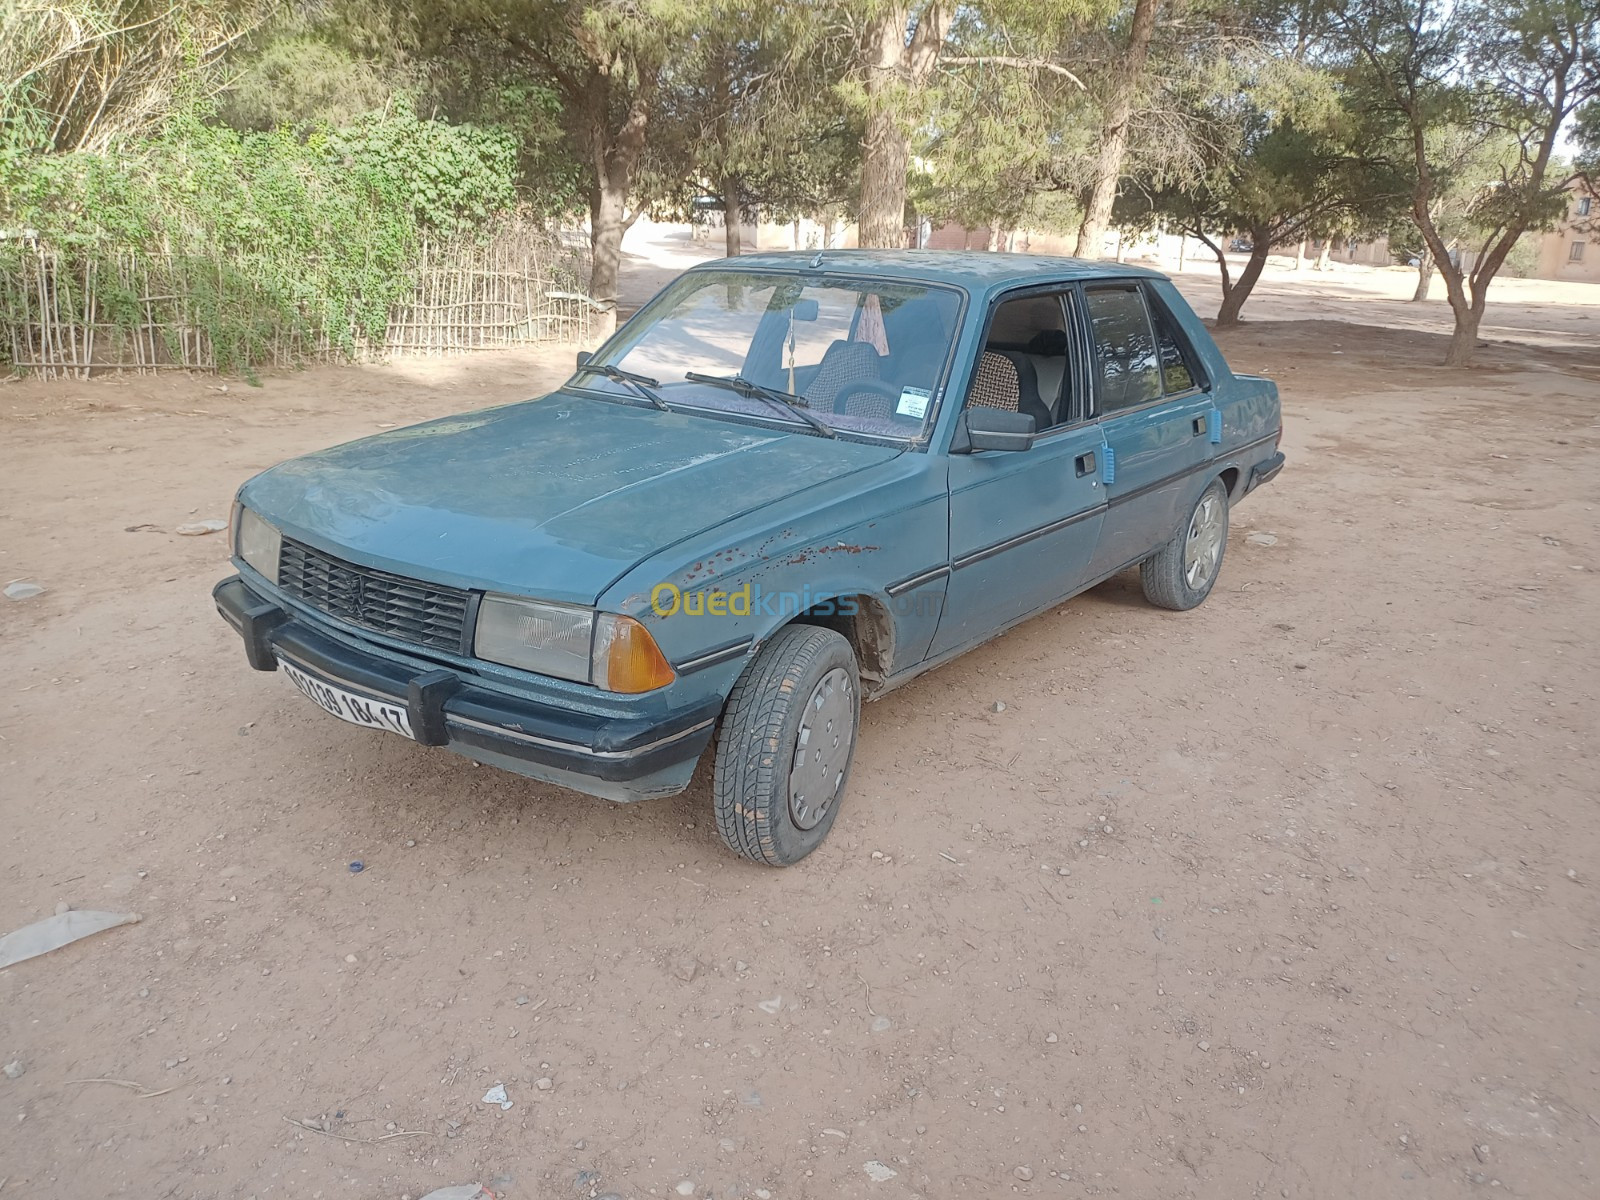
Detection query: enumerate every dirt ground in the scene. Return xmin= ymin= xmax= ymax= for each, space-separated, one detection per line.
xmin=2 ymin=239 xmax=1598 ymax=1200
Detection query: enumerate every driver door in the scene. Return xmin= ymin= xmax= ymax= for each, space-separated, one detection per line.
xmin=929 ymin=290 xmax=1107 ymax=657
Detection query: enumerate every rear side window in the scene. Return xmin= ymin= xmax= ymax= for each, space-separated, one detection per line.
xmin=1148 ymin=295 xmax=1200 ymax=394
xmin=1084 ymin=286 xmax=1161 ymax=412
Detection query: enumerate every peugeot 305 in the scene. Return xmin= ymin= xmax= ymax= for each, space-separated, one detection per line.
xmin=214 ymin=251 xmax=1283 ymax=865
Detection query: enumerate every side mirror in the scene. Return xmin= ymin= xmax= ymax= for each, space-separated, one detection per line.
xmin=575 ymin=350 xmax=593 ymax=368
xmin=955 ymin=406 xmax=1036 ymax=453
xmin=790 ymin=298 xmax=820 ymax=322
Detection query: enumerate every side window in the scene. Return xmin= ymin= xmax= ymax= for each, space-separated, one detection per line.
xmin=1084 ymin=286 xmax=1161 ymax=413
xmin=1147 ymin=293 xmax=1200 ymax=394
xmin=974 ymin=291 xmax=1074 ymax=429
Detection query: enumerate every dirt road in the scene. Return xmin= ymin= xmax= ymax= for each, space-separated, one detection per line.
xmin=2 ymin=262 xmax=1598 ymax=1200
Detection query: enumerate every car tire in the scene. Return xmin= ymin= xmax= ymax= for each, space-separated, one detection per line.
xmin=1141 ymin=478 xmax=1230 ymax=611
xmin=712 ymin=624 xmax=860 ymax=866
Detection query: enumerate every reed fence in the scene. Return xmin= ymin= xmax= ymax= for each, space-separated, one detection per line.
xmin=1 ymin=220 xmax=595 ymax=379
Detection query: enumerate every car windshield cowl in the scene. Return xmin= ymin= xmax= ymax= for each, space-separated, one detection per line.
xmin=582 ymin=268 xmax=962 ymax=442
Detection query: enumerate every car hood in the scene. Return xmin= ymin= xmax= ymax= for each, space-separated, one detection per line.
xmin=242 ymin=391 xmax=902 ymax=605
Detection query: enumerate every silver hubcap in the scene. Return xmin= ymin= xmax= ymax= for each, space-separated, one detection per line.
xmin=789 ymin=667 xmax=855 ymax=830
xmin=1183 ymin=493 xmax=1226 ymax=590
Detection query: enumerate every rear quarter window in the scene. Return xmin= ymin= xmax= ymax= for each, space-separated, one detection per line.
xmin=1084 ymin=286 xmax=1162 ymax=412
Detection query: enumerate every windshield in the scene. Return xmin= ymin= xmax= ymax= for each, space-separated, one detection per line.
xmin=580 ymin=270 xmax=964 ymax=439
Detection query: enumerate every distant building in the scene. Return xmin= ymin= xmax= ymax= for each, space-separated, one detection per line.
xmin=1534 ymin=181 xmax=1599 ymax=283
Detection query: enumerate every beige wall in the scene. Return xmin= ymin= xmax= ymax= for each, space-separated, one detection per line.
xmin=1535 ymin=185 xmax=1600 ymax=283
xmin=692 ymin=213 xmax=857 ymax=252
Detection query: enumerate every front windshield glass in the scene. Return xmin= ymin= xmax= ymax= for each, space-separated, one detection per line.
xmin=582 ymin=270 xmax=964 ymax=439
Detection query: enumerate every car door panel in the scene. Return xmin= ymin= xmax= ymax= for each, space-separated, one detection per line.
xmin=1081 ymin=282 xmax=1217 ymax=578
xmin=930 ymin=423 xmax=1106 ymax=656
xmin=1089 ymin=392 xmax=1215 ymax=574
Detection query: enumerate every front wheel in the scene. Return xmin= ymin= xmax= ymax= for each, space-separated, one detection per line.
xmin=712 ymin=625 xmax=860 ymax=866
xmin=1141 ymin=479 xmax=1230 ymax=611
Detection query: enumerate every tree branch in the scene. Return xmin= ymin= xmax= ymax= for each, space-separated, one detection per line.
xmin=941 ymin=56 xmax=1086 ymax=89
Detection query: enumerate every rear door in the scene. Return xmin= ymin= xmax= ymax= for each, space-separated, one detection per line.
xmin=1080 ymin=281 xmax=1216 ymax=579
xmin=928 ymin=288 xmax=1106 ymax=657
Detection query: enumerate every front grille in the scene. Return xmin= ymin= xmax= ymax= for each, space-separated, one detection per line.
xmin=277 ymin=538 xmax=471 ymax=652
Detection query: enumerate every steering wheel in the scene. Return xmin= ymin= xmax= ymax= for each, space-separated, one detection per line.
xmin=830 ymin=379 xmax=902 ymax=416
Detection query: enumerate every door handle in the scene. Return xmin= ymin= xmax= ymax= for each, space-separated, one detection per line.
xmin=1192 ymin=415 xmax=1207 ymax=437
xmin=1075 ymin=451 xmax=1096 ymax=477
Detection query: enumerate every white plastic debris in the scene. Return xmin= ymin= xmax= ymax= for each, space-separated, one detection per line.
xmin=863 ymin=1161 xmax=898 ymax=1182
xmin=4 ymin=580 xmax=44 ymax=600
xmin=176 ymin=519 xmax=228 ymax=536
xmin=481 ymin=1083 xmax=512 ymax=1110
xmin=757 ymin=996 xmax=783 ymax=1014
xmin=419 ymin=1187 xmax=496 ymax=1200
xmin=0 ymin=910 xmax=141 ymax=970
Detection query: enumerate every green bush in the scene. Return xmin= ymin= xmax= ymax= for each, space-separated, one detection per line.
xmin=1 ymin=99 xmax=524 ymax=372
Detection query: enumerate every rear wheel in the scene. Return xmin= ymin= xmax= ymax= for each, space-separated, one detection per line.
xmin=712 ymin=625 xmax=860 ymax=866
xmin=1141 ymin=479 xmax=1230 ymax=611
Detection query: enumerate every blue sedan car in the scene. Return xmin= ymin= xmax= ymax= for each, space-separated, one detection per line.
xmin=215 ymin=251 xmax=1283 ymax=865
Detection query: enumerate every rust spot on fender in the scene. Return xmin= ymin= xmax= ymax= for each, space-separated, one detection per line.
xmin=785 ymin=543 xmax=879 ymax=566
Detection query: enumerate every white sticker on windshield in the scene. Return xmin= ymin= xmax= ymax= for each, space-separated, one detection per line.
xmin=896 ymin=387 xmax=932 ymax=419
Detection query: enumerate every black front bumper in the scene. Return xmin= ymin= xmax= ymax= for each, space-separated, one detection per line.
xmin=213 ymin=576 xmax=718 ymax=784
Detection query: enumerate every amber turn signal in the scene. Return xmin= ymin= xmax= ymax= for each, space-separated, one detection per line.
xmin=593 ymin=614 xmax=676 ymax=693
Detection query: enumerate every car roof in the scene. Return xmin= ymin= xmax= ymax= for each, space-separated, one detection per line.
xmin=686 ymin=249 xmax=1165 ymax=294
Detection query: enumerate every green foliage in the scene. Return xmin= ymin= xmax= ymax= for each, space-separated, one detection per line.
xmin=0 ymin=0 xmax=277 ymax=153
xmin=1332 ymin=0 xmax=1599 ymax=355
xmin=218 ymin=0 xmax=411 ymax=131
xmin=641 ymin=3 xmax=861 ymax=227
xmin=1577 ymin=100 xmax=1600 ymax=177
xmin=1 ymin=98 xmax=525 ymax=371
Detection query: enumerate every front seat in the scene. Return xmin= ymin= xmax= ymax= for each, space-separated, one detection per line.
xmin=969 ymin=350 xmax=1052 ymax=430
xmin=804 ymin=340 xmax=881 ymax=411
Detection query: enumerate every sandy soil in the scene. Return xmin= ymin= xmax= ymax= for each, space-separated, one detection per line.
xmin=2 ymin=242 xmax=1599 ymax=1200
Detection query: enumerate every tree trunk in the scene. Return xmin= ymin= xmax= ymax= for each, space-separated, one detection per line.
xmin=1411 ymin=253 xmax=1434 ymax=301
xmin=1314 ymin=238 xmax=1331 ymax=270
xmin=1293 ymin=238 xmax=1306 ymax=269
xmin=1073 ymin=0 xmax=1158 ymax=259
xmin=573 ymin=62 xmax=657 ymax=329
xmin=1214 ymin=237 xmax=1270 ymax=327
xmin=1443 ymin=302 xmax=1485 ymax=366
xmin=589 ymin=173 xmax=628 ymax=317
xmin=860 ymin=8 xmax=912 ymax=248
xmin=860 ymin=101 xmax=910 ymax=247
xmin=1443 ymin=271 xmax=1493 ymax=366
xmin=722 ymin=180 xmax=741 ymax=257
xmin=858 ymin=4 xmax=948 ymax=249
xmin=987 ymin=225 xmax=1005 ymax=252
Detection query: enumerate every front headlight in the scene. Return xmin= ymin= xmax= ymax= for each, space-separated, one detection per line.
xmin=473 ymin=594 xmax=595 ymax=683
xmin=237 ymin=507 xmax=281 ymax=582
xmin=473 ymin=595 xmax=676 ymax=692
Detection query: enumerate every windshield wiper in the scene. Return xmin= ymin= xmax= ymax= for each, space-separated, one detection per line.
xmin=683 ymin=372 xmax=837 ymax=438
xmin=573 ymin=362 xmax=670 ymax=411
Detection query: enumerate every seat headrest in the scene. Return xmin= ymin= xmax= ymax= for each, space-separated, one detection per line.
xmin=1027 ymin=329 xmax=1069 ymax=355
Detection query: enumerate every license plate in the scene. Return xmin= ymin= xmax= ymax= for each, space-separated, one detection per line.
xmin=281 ymin=659 xmax=414 ymax=740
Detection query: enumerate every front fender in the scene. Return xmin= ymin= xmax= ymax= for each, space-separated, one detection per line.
xmin=601 ymin=455 xmax=950 ymax=690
